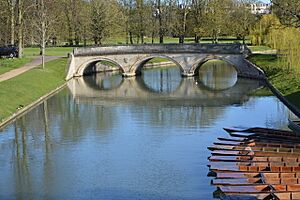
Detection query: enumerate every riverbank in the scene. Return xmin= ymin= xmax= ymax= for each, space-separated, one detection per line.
xmin=0 ymin=58 xmax=67 ymax=126
xmin=249 ymin=54 xmax=300 ymax=109
xmin=0 ymin=57 xmax=33 ymax=75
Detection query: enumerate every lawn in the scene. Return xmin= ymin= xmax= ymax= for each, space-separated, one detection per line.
xmin=249 ymin=54 xmax=300 ymax=109
xmin=24 ymin=47 xmax=74 ymax=57
xmin=0 ymin=57 xmax=33 ymax=75
xmin=248 ymin=46 xmax=273 ymax=52
xmin=0 ymin=58 xmax=67 ymax=122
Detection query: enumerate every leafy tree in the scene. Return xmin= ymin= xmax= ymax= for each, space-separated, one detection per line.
xmin=90 ymin=0 xmax=122 ymax=45
xmin=230 ymin=0 xmax=256 ymax=44
xmin=271 ymin=0 xmax=300 ymax=28
xmin=190 ymin=0 xmax=207 ymax=43
xmin=250 ymin=14 xmax=281 ymax=46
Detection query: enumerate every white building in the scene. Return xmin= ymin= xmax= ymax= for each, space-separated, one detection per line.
xmin=250 ymin=1 xmax=271 ymax=14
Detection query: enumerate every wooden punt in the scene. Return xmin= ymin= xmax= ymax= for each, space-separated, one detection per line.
xmin=207 ymin=143 xmax=300 ymax=153
xmin=209 ymin=162 xmax=300 ymax=173
xmin=211 ymin=150 xmax=300 ymax=158
xmin=224 ymin=127 xmax=296 ymax=136
xmin=212 ymin=177 xmax=300 ymax=186
xmin=208 ymin=155 xmax=300 ymax=163
xmin=217 ymin=137 xmax=300 ymax=147
xmin=218 ymin=184 xmax=300 ymax=194
xmin=228 ymin=132 xmax=300 ymax=142
xmin=208 ymin=127 xmax=300 ymax=199
xmin=289 ymin=119 xmax=300 ymax=133
xmin=220 ymin=193 xmax=299 ymax=200
xmin=215 ymin=172 xmax=300 ymax=179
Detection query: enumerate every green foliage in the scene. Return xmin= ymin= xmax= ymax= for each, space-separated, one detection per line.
xmin=0 ymin=57 xmax=33 ymax=75
xmin=250 ymin=14 xmax=281 ymax=46
xmin=268 ymin=27 xmax=300 ymax=71
xmin=272 ymin=0 xmax=300 ymax=28
xmin=249 ymin=54 xmax=300 ymax=108
xmin=0 ymin=58 xmax=67 ymax=121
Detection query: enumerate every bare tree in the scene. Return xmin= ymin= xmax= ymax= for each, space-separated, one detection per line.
xmin=17 ymin=0 xmax=23 ymax=58
xmin=6 ymin=0 xmax=16 ymax=45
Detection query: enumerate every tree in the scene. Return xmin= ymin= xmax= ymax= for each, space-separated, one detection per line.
xmin=206 ymin=0 xmax=233 ymax=43
xmin=250 ymin=14 xmax=281 ymax=46
xmin=230 ymin=0 xmax=256 ymax=44
xmin=32 ymin=0 xmax=60 ymax=68
xmin=17 ymin=0 xmax=23 ymax=58
xmin=190 ymin=0 xmax=207 ymax=43
xmin=271 ymin=0 xmax=300 ymax=28
xmin=90 ymin=0 xmax=122 ymax=45
xmin=6 ymin=0 xmax=16 ymax=45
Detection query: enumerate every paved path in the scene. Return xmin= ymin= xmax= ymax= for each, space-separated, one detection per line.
xmin=0 ymin=56 xmax=61 ymax=82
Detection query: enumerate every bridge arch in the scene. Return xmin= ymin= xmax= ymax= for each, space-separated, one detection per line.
xmin=130 ymin=55 xmax=185 ymax=75
xmin=76 ymin=57 xmax=125 ymax=76
xmin=190 ymin=55 xmax=240 ymax=76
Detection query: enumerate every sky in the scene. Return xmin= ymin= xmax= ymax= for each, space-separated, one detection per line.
xmin=260 ymin=0 xmax=271 ymax=3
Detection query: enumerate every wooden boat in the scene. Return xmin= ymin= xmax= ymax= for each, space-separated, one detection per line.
xmin=211 ymin=150 xmax=300 ymax=157
xmin=220 ymin=193 xmax=297 ymax=200
xmin=212 ymin=177 xmax=300 ymax=186
xmin=217 ymin=137 xmax=300 ymax=147
xmin=215 ymin=172 xmax=300 ymax=179
xmin=208 ymin=155 xmax=300 ymax=163
xmin=214 ymin=138 xmax=300 ymax=148
xmin=207 ymin=143 xmax=300 ymax=153
xmin=228 ymin=132 xmax=300 ymax=142
xmin=218 ymin=184 xmax=300 ymax=199
xmin=208 ymin=127 xmax=300 ymax=199
xmin=209 ymin=162 xmax=300 ymax=173
xmin=224 ymin=127 xmax=296 ymax=136
xmin=288 ymin=119 xmax=300 ymax=133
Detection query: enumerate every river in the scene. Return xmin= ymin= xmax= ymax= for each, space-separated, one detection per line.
xmin=0 ymin=61 xmax=293 ymax=199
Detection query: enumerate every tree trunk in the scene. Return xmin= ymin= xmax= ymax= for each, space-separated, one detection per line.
xmin=17 ymin=0 xmax=23 ymax=58
xmin=129 ymin=31 xmax=133 ymax=44
xmin=158 ymin=0 xmax=163 ymax=43
xmin=9 ymin=1 xmax=15 ymax=45
xmin=195 ymin=35 xmax=200 ymax=43
xmin=179 ymin=35 xmax=184 ymax=43
xmin=41 ymin=0 xmax=46 ymax=69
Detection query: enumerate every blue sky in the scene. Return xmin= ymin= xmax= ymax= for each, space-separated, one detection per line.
xmin=260 ymin=0 xmax=271 ymax=3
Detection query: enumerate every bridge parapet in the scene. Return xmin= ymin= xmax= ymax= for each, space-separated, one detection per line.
xmin=73 ymin=44 xmax=251 ymax=57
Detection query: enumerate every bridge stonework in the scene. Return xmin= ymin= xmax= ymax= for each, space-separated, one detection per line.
xmin=66 ymin=44 xmax=265 ymax=80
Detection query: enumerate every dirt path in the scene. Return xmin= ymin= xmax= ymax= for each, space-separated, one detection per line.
xmin=0 ymin=56 xmax=62 ymax=82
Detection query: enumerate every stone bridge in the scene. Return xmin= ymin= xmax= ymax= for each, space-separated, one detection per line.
xmin=66 ymin=44 xmax=265 ymax=80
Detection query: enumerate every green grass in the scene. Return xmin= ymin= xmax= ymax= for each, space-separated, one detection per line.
xmin=249 ymin=54 xmax=300 ymax=109
xmin=248 ymin=46 xmax=273 ymax=52
xmin=0 ymin=57 xmax=33 ymax=75
xmin=0 ymin=58 xmax=67 ymax=122
xmin=24 ymin=47 xmax=74 ymax=57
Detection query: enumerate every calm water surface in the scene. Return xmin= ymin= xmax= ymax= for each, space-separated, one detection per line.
xmin=0 ymin=61 xmax=293 ymax=200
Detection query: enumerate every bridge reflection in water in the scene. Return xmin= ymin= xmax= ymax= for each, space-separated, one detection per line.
xmin=67 ymin=66 xmax=263 ymax=107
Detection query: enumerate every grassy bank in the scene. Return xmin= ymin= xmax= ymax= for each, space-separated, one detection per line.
xmin=249 ymin=54 xmax=300 ymax=109
xmin=0 ymin=58 xmax=67 ymax=122
xmin=0 ymin=57 xmax=33 ymax=75
xmin=24 ymin=47 xmax=73 ymax=57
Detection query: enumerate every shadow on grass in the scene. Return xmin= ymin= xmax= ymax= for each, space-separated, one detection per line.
xmin=286 ymin=92 xmax=300 ymax=110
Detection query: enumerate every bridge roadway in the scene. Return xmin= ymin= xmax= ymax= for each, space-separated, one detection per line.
xmin=66 ymin=44 xmax=265 ymax=80
xmin=67 ymin=75 xmax=264 ymax=107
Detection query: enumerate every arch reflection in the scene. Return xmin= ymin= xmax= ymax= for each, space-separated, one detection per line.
xmin=83 ymin=72 xmax=123 ymax=91
xmin=197 ymin=60 xmax=238 ymax=91
xmin=68 ymin=73 xmax=264 ymax=107
xmin=138 ymin=66 xmax=182 ymax=94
